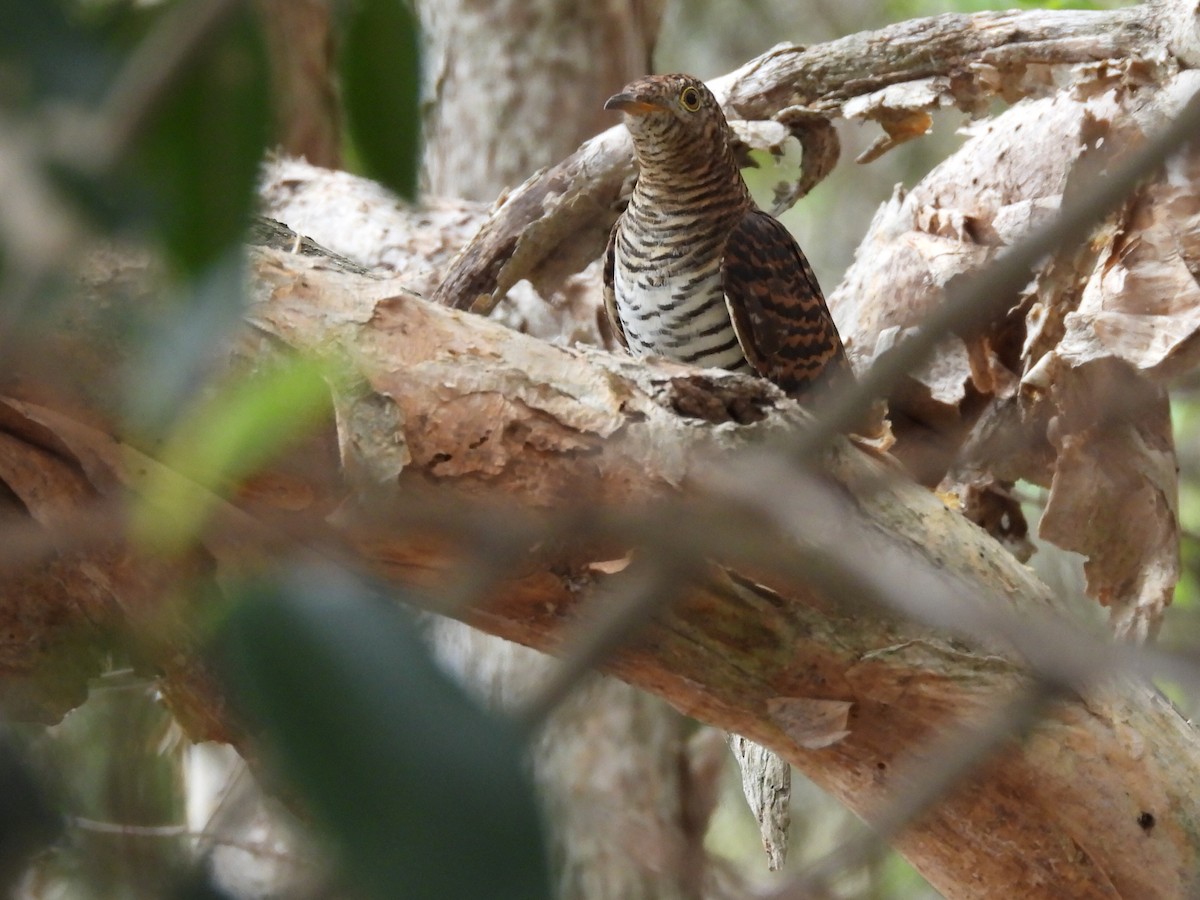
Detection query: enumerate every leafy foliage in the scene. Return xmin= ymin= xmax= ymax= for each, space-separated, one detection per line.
xmin=217 ymin=571 xmax=550 ymax=900
xmin=131 ymin=353 xmax=334 ymax=554
xmin=129 ymin=6 xmax=270 ymax=275
xmin=2 ymin=1 xmax=544 ymax=896
xmin=339 ymin=0 xmax=422 ymax=200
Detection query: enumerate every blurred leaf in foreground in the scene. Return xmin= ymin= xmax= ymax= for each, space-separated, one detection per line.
xmin=217 ymin=569 xmax=550 ymax=900
xmin=0 ymin=0 xmax=113 ymax=108
xmin=130 ymin=353 xmax=333 ymax=555
xmin=339 ymin=0 xmax=421 ymax=200
xmin=130 ymin=4 xmax=270 ymax=275
xmin=122 ymin=250 xmax=253 ymax=434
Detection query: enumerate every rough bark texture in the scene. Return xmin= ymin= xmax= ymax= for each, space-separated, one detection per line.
xmin=5 ymin=3 xmax=1200 ymax=898
xmin=418 ymin=0 xmax=665 ymax=200
xmin=7 ymin=245 xmax=1199 ymax=897
xmin=245 ymin=255 xmax=1200 ymax=899
xmin=428 ymin=0 xmax=1200 ymax=642
xmin=830 ymin=67 xmax=1197 ymax=640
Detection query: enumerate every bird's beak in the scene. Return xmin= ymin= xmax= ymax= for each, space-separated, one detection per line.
xmin=604 ymin=92 xmax=663 ymax=115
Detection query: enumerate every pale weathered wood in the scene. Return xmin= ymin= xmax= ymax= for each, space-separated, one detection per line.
xmin=431 ymin=4 xmax=1159 ymax=313
xmin=413 ymin=3 xmax=725 ymax=897
xmin=2 ymin=232 xmax=1198 ymax=899
xmin=4 ymin=4 xmax=1200 ymax=897
xmin=418 ymin=0 xmax=664 ymax=200
xmin=237 ymin=250 xmax=1198 ymax=899
xmin=422 ymin=0 xmax=1200 ymax=643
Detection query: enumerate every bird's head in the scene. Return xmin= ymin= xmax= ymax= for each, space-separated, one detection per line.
xmin=604 ymin=74 xmax=729 ymax=162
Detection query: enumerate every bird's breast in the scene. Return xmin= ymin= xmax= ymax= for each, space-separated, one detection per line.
xmin=612 ymin=224 xmax=749 ymax=373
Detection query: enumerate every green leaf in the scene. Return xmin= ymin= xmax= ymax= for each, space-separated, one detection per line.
xmin=130 ymin=353 xmax=333 ymax=555
xmin=132 ymin=5 xmax=270 ymax=274
xmin=340 ymin=0 xmax=421 ymax=200
xmin=217 ymin=570 xmax=550 ymax=900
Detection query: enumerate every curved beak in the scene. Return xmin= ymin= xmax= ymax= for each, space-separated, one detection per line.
xmin=604 ymin=92 xmax=662 ymax=115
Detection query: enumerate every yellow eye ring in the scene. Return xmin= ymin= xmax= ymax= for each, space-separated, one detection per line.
xmin=679 ymin=86 xmax=701 ymax=111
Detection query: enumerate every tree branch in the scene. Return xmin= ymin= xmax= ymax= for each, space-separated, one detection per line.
xmin=7 ymin=244 xmax=1196 ymax=895
xmin=431 ymin=4 xmax=1158 ymax=313
xmin=251 ymin=253 xmax=1200 ymax=898
xmin=4 ymin=4 xmax=1200 ymax=896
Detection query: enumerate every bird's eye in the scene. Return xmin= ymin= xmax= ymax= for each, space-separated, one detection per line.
xmin=679 ymin=86 xmax=701 ymax=111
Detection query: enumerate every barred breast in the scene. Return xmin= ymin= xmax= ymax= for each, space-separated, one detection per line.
xmin=603 ymin=73 xmax=853 ymax=406
xmin=610 ymin=201 xmax=751 ymax=373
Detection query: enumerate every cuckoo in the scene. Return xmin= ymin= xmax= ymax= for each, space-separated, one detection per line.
xmin=603 ymin=73 xmax=851 ymax=402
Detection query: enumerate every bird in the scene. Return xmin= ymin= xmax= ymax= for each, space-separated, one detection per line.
xmin=602 ymin=73 xmax=852 ymax=403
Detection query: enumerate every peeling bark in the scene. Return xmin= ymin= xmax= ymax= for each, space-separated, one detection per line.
xmin=424 ymin=1 xmax=1199 ymax=637
xmin=246 ymin=253 xmax=1200 ymax=899
xmin=431 ymin=4 xmax=1158 ymax=312
xmin=837 ymin=68 xmax=1199 ymax=637
xmin=5 ymin=247 xmax=1199 ymax=897
xmin=412 ymin=3 xmax=723 ymax=897
xmin=6 ymin=3 xmax=1200 ymax=897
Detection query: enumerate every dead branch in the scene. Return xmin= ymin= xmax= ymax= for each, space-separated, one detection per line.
xmin=3 ymin=5 xmax=1200 ymax=897
xmin=3 ymin=246 xmax=1198 ymax=896
xmin=248 ymin=251 xmax=1200 ymax=899
xmin=431 ymin=4 xmax=1159 ymax=313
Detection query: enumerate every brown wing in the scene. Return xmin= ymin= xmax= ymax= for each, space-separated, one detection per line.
xmin=721 ymin=209 xmax=852 ymax=400
xmin=602 ymin=219 xmax=629 ymax=350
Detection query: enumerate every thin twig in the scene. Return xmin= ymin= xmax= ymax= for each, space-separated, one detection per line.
xmin=68 ymin=816 xmax=299 ymax=863
xmin=511 ymin=557 xmax=690 ymax=733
